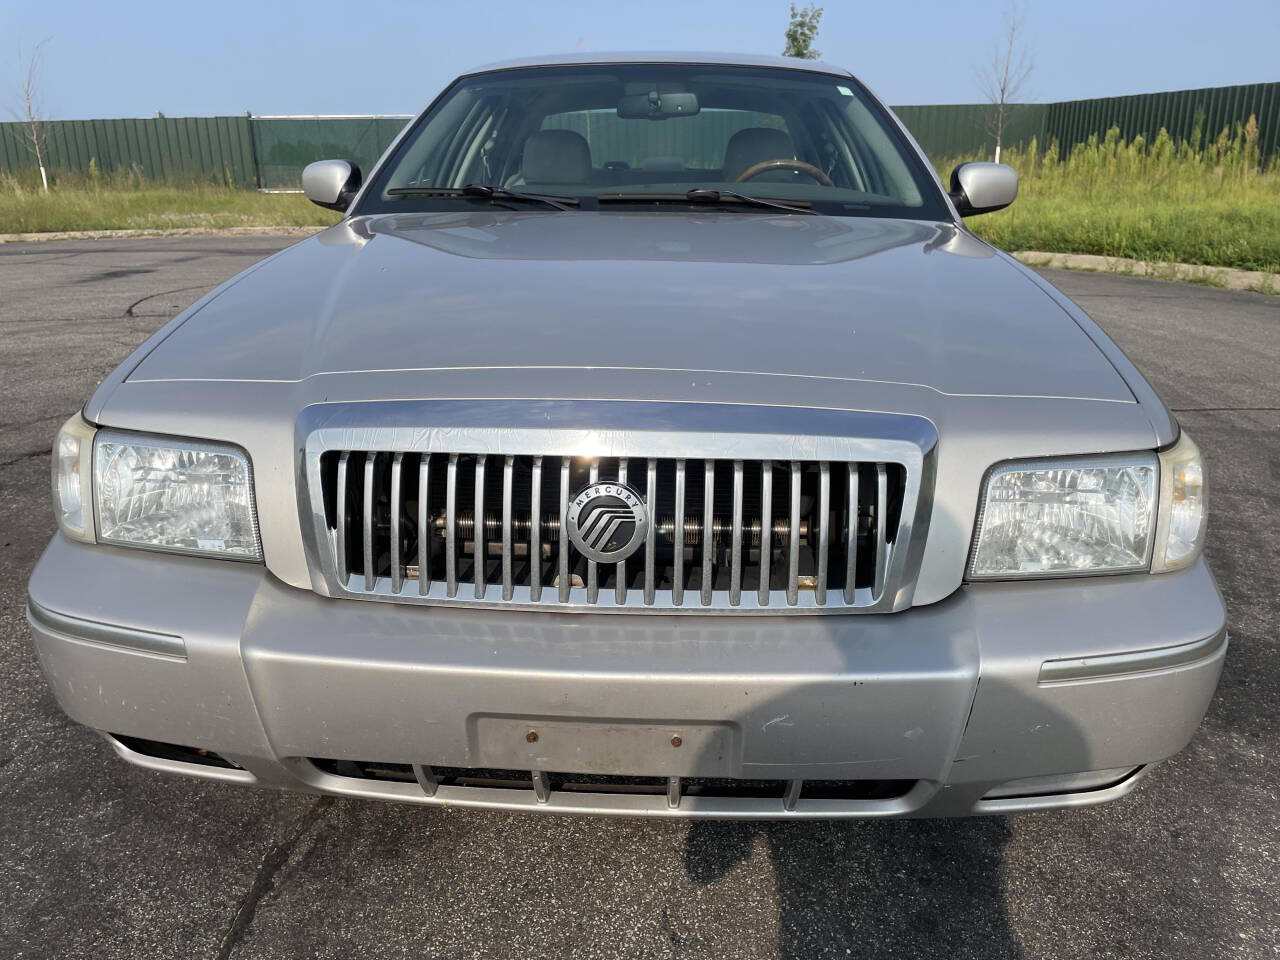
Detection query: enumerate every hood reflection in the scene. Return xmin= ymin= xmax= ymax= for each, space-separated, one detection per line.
xmin=357 ymin=211 xmax=953 ymax=267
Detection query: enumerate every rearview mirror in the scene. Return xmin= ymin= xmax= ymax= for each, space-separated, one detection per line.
xmin=617 ymin=91 xmax=700 ymax=120
xmin=302 ymin=159 xmax=363 ymax=212
xmin=948 ymin=162 xmax=1018 ymax=216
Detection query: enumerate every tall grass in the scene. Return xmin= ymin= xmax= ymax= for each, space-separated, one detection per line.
xmin=958 ymin=117 xmax=1280 ymax=272
xmin=0 ymin=165 xmax=338 ymax=234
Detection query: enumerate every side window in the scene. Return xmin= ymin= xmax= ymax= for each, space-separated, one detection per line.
xmin=832 ymin=97 xmax=924 ymax=204
xmin=382 ymin=90 xmax=508 ymax=190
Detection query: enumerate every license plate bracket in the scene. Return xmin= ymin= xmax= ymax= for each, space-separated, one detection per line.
xmin=469 ymin=716 xmax=738 ymax=777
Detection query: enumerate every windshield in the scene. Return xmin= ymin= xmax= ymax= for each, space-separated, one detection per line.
xmin=355 ymin=64 xmax=951 ymax=220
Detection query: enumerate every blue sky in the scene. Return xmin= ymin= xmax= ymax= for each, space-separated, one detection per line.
xmin=5 ymin=0 xmax=1278 ymax=119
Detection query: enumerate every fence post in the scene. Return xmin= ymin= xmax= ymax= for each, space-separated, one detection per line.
xmin=245 ymin=111 xmax=262 ymax=190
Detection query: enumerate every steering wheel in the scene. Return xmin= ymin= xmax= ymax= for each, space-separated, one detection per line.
xmin=735 ymin=158 xmax=833 ymax=186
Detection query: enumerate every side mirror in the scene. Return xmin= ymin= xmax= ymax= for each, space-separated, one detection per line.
xmin=948 ymin=162 xmax=1018 ymax=217
xmin=302 ymin=159 xmax=362 ymax=212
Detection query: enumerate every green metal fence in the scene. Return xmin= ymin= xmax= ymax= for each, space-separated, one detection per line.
xmin=1044 ymin=82 xmax=1280 ymax=158
xmin=0 ymin=115 xmax=411 ymax=189
xmin=894 ymin=81 xmax=1280 ymax=159
xmin=251 ymin=116 xmax=409 ymax=189
xmin=891 ymin=103 xmax=1049 ymax=159
xmin=0 ymin=114 xmax=260 ymax=185
xmin=1 ymin=81 xmax=1277 ymax=188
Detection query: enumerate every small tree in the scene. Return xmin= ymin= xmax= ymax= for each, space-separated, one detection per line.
xmin=783 ymin=3 xmax=823 ymax=60
xmin=977 ymin=3 xmax=1032 ymax=163
xmin=11 ymin=39 xmax=52 ymax=192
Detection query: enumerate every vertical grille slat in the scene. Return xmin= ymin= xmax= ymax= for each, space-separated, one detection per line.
xmin=530 ymin=456 xmax=543 ymax=602
xmin=787 ymin=461 xmax=801 ymax=606
xmin=319 ymin=450 xmax=912 ymax=613
xmin=418 ymin=454 xmax=432 ymax=596
xmin=816 ymin=461 xmax=830 ymax=606
xmin=335 ymin=451 xmax=350 ymax=585
xmin=874 ymin=463 xmax=889 ymax=600
xmin=673 ymin=459 xmax=686 ymax=606
xmin=446 ymin=453 xmax=459 ymax=598
xmin=758 ymin=460 xmax=772 ymax=606
xmin=701 ymin=461 xmax=715 ymax=607
xmin=729 ymin=460 xmax=744 ymax=606
xmin=616 ymin=458 xmax=629 ymax=605
xmin=587 ymin=461 xmax=600 ymax=604
xmin=390 ymin=452 xmax=404 ymax=594
xmin=474 ymin=455 xmax=487 ymax=599
xmin=362 ymin=454 xmax=376 ymax=592
xmin=501 ymin=455 xmax=514 ymax=601
xmin=558 ymin=458 xmax=570 ymax=603
xmin=844 ymin=462 xmax=859 ymax=605
xmin=644 ymin=458 xmax=657 ymax=606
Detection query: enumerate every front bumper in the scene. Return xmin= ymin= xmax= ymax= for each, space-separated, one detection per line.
xmin=27 ymin=536 xmax=1226 ymax=818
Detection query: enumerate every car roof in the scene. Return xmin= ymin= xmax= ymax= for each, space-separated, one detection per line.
xmin=462 ymin=51 xmax=854 ymax=79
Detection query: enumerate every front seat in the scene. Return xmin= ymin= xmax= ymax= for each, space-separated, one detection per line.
xmin=522 ymin=130 xmax=592 ymax=185
xmin=722 ymin=127 xmax=797 ymax=182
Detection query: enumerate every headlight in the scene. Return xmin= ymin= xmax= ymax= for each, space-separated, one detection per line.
xmin=52 ymin=413 xmax=97 ymax=542
xmin=1151 ymin=431 xmax=1207 ymax=573
xmin=93 ymin=430 xmax=262 ymax=560
xmin=968 ymin=453 xmax=1157 ymax=579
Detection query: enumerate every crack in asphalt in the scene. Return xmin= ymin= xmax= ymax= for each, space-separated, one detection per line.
xmin=0 ymin=297 xmax=204 ymax=330
xmin=0 ymin=413 xmax=64 ymax=431
xmin=0 ymin=249 xmax=92 ymax=263
xmin=124 ymin=285 xmax=209 ymax=318
xmin=0 ymin=449 xmax=47 ymax=468
xmin=215 ymin=800 xmax=332 ymax=960
xmin=0 ymin=316 xmax=125 ymax=326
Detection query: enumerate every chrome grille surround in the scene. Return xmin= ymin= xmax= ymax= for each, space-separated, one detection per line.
xmin=298 ymin=401 xmax=937 ymax=614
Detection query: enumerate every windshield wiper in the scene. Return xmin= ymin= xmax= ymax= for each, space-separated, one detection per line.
xmin=686 ymin=187 xmax=817 ymax=215
xmin=597 ymin=189 xmax=816 ymax=215
xmin=385 ymin=184 xmax=579 ymax=211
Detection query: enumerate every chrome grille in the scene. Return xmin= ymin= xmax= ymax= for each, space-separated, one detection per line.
xmin=316 ymin=452 xmax=909 ymax=612
xmin=299 ymin=401 xmax=936 ymax=615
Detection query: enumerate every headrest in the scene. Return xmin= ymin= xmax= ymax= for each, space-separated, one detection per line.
xmin=722 ymin=127 xmax=796 ymax=181
xmin=522 ymin=130 xmax=591 ymax=184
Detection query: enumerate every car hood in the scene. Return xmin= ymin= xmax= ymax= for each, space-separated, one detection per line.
xmin=128 ymin=211 xmax=1132 ymax=402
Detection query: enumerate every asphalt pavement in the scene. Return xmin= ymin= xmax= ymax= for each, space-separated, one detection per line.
xmin=0 ymin=236 xmax=1276 ymax=959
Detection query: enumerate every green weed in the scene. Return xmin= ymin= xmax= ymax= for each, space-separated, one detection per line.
xmin=0 ymin=171 xmax=338 ymax=233
xmin=950 ymin=118 xmax=1280 ymax=273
